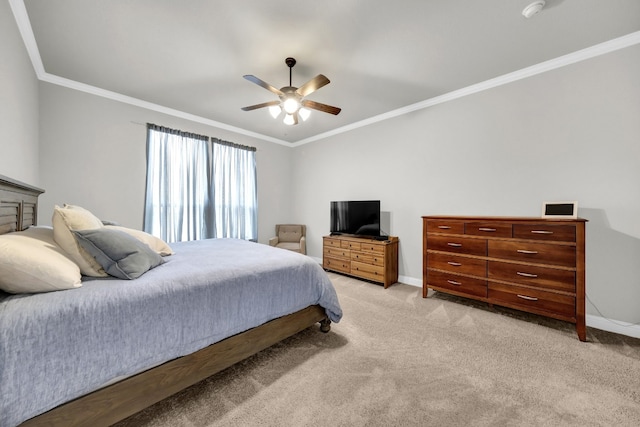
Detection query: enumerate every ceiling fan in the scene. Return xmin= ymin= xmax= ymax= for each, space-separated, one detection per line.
xmin=241 ymin=57 xmax=341 ymax=125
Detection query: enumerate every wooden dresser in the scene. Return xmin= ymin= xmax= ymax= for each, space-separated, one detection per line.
xmin=323 ymin=235 xmax=399 ymax=288
xmin=422 ymin=216 xmax=587 ymax=341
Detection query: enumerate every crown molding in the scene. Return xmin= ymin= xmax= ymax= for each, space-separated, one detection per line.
xmin=9 ymin=0 xmax=44 ymax=76
xmin=10 ymin=0 xmax=640 ymax=147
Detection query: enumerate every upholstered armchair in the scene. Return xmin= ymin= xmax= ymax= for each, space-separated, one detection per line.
xmin=269 ymin=224 xmax=306 ymax=255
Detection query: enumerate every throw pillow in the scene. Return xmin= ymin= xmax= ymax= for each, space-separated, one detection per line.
xmin=52 ymin=204 xmax=107 ymax=277
xmin=0 ymin=226 xmax=82 ymax=293
xmin=73 ymin=228 xmax=165 ymax=280
xmin=104 ymin=225 xmax=174 ymax=256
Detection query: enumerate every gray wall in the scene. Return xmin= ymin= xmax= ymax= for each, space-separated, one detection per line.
xmin=38 ymin=83 xmax=294 ymax=245
xmin=292 ymin=44 xmax=640 ymax=330
xmin=0 ymin=0 xmax=40 ymax=184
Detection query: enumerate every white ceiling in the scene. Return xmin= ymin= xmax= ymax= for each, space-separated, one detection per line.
xmin=13 ymin=0 xmax=640 ymax=145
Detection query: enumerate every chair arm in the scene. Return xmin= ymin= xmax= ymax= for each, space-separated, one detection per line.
xmin=268 ymin=237 xmax=279 ymax=247
xmin=299 ymin=236 xmax=306 ymax=255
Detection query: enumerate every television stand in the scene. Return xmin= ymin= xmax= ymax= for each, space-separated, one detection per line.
xmin=323 ymin=235 xmax=399 ymax=288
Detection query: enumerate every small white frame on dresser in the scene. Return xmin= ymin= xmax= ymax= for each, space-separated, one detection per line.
xmin=541 ymin=201 xmax=578 ymax=219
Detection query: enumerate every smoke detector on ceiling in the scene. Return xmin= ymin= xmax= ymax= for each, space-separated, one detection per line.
xmin=522 ymin=1 xmax=545 ymax=18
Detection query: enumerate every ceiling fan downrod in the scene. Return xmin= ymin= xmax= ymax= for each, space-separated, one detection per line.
xmin=285 ymin=57 xmax=296 ymax=87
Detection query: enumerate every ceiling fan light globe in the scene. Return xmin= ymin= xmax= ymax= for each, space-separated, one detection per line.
xmin=283 ymin=98 xmax=300 ymax=114
xmin=299 ymin=108 xmax=311 ymax=121
xmin=283 ymin=114 xmax=295 ymax=125
xmin=269 ymin=105 xmax=282 ymax=119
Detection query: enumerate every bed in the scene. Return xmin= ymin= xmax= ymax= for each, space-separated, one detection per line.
xmin=0 ymin=174 xmax=342 ymax=427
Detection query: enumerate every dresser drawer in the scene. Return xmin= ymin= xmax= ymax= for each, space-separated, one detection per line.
xmin=352 ymin=261 xmax=385 ymax=281
xmin=427 ymin=269 xmax=487 ymax=298
xmin=324 ymin=237 xmax=342 ymax=248
xmin=488 ymin=261 xmax=575 ymax=293
xmin=426 ymin=220 xmax=464 ymax=234
xmin=351 ymin=251 xmax=384 ymax=266
xmin=465 ymin=222 xmax=512 ymax=238
xmin=323 ymin=247 xmax=350 ymax=259
xmin=341 ymin=240 xmax=361 ymax=250
xmin=428 ymin=253 xmax=486 ymax=276
xmin=323 ymin=257 xmax=351 ymax=273
xmin=360 ymin=242 xmax=385 ymax=253
xmin=488 ymin=283 xmax=575 ymax=318
xmin=513 ymin=224 xmax=576 ymax=242
xmin=427 ymin=235 xmax=487 ymax=256
xmin=488 ymin=241 xmax=575 ymax=267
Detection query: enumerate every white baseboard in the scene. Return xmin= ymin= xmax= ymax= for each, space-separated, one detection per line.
xmin=398 ymin=275 xmax=422 ymax=287
xmin=586 ymin=314 xmax=640 ymax=339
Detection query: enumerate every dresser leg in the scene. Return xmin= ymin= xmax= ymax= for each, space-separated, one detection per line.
xmin=576 ymin=322 xmax=587 ymax=342
xmin=422 ymin=285 xmax=429 ymax=298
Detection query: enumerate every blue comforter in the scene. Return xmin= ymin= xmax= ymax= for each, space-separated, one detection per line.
xmin=0 ymin=238 xmax=342 ymax=427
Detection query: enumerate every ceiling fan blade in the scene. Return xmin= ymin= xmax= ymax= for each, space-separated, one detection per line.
xmin=301 ymin=99 xmax=341 ymax=115
xmin=241 ymin=100 xmax=281 ymax=111
xmin=243 ymin=75 xmax=284 ymax=96
xmin=296 ymin=74 xmax=330 ymax=97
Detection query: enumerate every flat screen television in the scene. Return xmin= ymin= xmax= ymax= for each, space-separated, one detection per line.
xmin=330 ymin=200 xmax=383 ymax=239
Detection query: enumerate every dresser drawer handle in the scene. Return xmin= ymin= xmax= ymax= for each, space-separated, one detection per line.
xmin=447 ymin=280 xmax=462 ymax=286
xmin=517 ymin=294 xmax=538 ymax=301
xmin=531 ymin=230 xmax=553 ymax=234
xmin=447 ymin=262 xmax=462 ymax=266
xmin=517 ymin=272 xmax=538 ymax=278
xmin=438 ymin=225 xmax=451 ymax=229
xmin=517 ymin=249 xmax=538 ymax=254
xmin=478 ymin=227 xmax=496 ymax=232
xmin=447 ymin=242 xmax=462 ymax=247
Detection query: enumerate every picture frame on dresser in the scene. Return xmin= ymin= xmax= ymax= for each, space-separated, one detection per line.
xmin=541 ymin=201 xmax=578 ymax=219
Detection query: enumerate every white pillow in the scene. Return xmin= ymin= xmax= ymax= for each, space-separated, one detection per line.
xmin=0 ymin=226 xmax=82 ymax=294
xmin=105 ymin=225 xmax=174 ymax=256
xmin=52 ymin=204 xmax=107 ymax=277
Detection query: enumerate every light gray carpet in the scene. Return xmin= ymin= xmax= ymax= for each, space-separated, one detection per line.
xmin=116 ymin=273 xmax=640 ymax=426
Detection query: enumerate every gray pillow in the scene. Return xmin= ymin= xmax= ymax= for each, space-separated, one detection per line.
xmin=72 ymin=228 xmax=165 ymax=280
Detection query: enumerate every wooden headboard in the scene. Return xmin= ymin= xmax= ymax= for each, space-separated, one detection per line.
xmin=0 ymin=174 xmax=44 ymax=235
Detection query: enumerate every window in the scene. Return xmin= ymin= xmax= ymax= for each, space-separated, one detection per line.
xmin=143 ymin=124 xmax=257 ymax=243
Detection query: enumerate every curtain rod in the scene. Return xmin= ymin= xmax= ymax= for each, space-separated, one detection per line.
xmin=135 ymin=122 xmax=257 ymax=151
